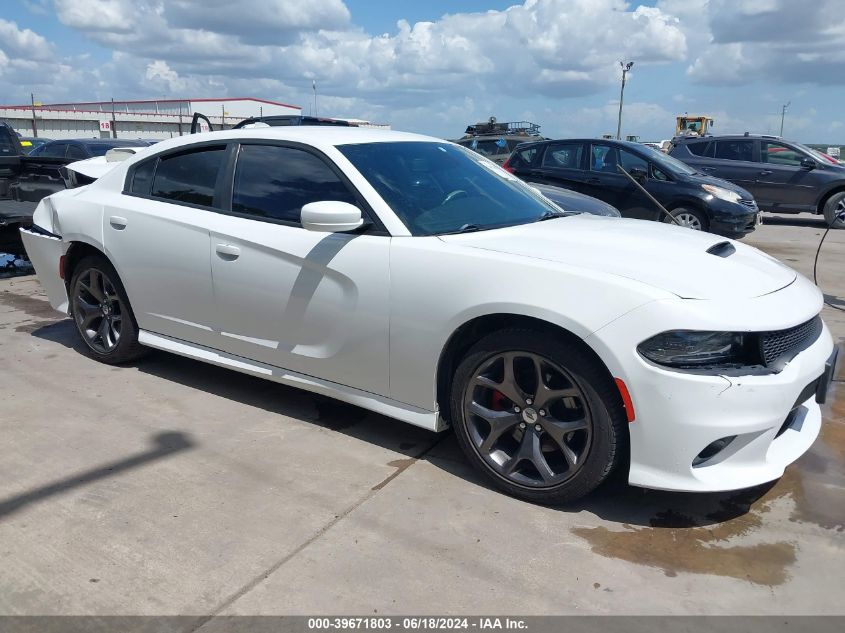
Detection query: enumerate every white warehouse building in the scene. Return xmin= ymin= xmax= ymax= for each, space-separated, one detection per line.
xmin=0 ymin=97 xmax=388 ymax=140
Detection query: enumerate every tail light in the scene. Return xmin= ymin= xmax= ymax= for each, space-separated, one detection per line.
xmin=501 ymin=157 xmax=515 ymax=173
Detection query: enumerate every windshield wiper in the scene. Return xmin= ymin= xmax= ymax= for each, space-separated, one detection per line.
xmin=442 ymin=223 xmax=483 ymax=235
xmin=535 ymin=210 xmax=565 ymax=222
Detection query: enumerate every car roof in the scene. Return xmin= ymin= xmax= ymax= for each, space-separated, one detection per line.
xmin=134 ymin=126 xmax=438 ymax=155
xmin=513 ymin=138 xmax=648 ymax=150
xmin=41 ymin=138 xmax=150 ymax=146
xmin=674 ymin=134 xmax=784 ymax=143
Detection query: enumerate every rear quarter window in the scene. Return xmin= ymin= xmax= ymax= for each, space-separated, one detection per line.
xmin=686 ymin=141 xmax=712 ymax=157
xmin=151 ymin=147 xmax=226 ymax=207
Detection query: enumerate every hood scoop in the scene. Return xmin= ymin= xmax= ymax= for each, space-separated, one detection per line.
xmin=706 ymin=241 xmax=736 ymax=258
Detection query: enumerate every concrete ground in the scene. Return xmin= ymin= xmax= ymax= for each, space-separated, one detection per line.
xmin=0 ymin=213 xmax=842 ymax=616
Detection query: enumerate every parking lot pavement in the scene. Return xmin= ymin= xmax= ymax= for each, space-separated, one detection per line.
xmin=0 ymin=214 xmax=843 ymax=616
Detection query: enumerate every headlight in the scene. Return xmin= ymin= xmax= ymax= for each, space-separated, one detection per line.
xmin=638 ymin=331 xmax=755 ymax=368
xmin=702 ymin=184 xmax=742 ymax=204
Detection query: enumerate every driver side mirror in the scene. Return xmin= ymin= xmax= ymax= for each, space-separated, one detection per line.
xmin=301 ymin=201 xmax=364 ymax=233
xmin=800 ymin=157 xmax=816 ymax=170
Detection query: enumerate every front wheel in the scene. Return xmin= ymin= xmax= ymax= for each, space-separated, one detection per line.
xmin=665 ymin=206 xmax=708 ymax=231
xmin=69 ymin=255 xmax=147 ymax=364
xmin=450 ymin=329 xmax=627 ymax=505
xmin=822 ymin=192 xmax=845 ymax=229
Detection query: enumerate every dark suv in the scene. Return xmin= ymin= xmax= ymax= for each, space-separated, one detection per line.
xmin=453 ymin=119 xmax=543 ymax=165
xmin=670 ymin=134 xmax=845 ymax=228
xmin=503 ymin=138 xmax=759 ymax=237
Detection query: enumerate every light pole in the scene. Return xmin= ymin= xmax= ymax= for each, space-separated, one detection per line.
xmin=616 ymin=61 xmax=634 ymax=140
xmin=779 ymin=101 xmax=790 ymax=137
xmin=312 ymin=79 xmax=317 ymax=117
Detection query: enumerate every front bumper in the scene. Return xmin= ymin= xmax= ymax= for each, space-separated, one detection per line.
xmin=587 ymin=274 xmax=834 ymax=492
xmin=707 ymin=198 xmax=759 ymax=237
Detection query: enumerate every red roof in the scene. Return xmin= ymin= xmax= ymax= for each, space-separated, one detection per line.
xmin=1 ymin=96 xmax=301 ymax=109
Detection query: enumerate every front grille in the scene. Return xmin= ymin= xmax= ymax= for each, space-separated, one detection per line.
xmin=739 ymin=199 xmax=758 ymax=210
xmin=760 ymin=317 xmax=822 ymax=368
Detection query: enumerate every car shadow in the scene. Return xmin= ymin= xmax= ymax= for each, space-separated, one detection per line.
xmin=31 ymin=319 xmax=776 ymax=530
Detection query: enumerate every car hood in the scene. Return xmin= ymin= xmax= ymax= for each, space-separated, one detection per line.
xmin=439 ymin=215 xmax=796 ymax=299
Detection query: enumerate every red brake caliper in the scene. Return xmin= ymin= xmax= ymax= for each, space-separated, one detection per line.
xmin=490 ymin=390 xmax=508 ymax=411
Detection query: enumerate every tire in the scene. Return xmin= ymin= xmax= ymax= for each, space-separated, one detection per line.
xmin=664 ymin=206 xmax=708 ymax=231
xmin=822 ymin=191 xmax=845 ymax=229
xmin=449 ymin=329 xmax=627 ymax=505
xmin=68 ymin=255 xmax=147 ymax=364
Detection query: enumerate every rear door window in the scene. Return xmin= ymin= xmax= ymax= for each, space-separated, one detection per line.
xmin=589 ymin=145 xmax=618 ymax=173
xmin=542 ymin=142 xmax=584 ymax=169
xmin=713 ymin=140 xmax=754 ymax=162
xmin=152 ymin=146 xmax=226 ymax=207
xmin=231 ymin=144 xmax=358 ymax=225
xmin=66 ymin=144 xmax=87 ymax=160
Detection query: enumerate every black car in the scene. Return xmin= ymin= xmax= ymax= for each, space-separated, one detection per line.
xmin=28 ymin=138 xmax=151 ymax=160
xmin=670 ymin=134 xmax=845 ymax=228
xmin=503 ymin=138 xmax=759 ymax=237
xmin=530 ymin=183 xmax=621 ymax=217
xmin=18 ymin=137 xmax=52 ymax=154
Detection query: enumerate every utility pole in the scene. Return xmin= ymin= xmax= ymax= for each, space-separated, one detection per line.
xmin=779 ymin=101 xmax=790 ymax=137
xmin=111 ymin=97 xmax=117 ymax=138
xmin=313 ymin=79 xmax=317 ymax=117
xmin=30 ymin=93 xmax=38 ymax=137
xmin=221 ymin=104 xmax=225 ymax=128
xmin=616 ymin=61 xmax=634 ymax=140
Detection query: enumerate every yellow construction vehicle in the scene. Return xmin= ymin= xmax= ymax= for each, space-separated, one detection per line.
xmin=675 ymin=114 xmax=714 ymax=138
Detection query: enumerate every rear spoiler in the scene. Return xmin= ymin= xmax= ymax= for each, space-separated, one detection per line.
xmin=61 ymin=147 xmax=147 ymax=186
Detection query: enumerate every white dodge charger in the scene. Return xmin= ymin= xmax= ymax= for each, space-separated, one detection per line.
xmin=21 ymin=127 xmax=837 ymax=504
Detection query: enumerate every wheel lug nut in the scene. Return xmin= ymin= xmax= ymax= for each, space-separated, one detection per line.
xmin=526 ymin=398 xmax=533 ymax=405
xmin=514 ymin=406 xmax=521 ymax=413
xmin=539 ymin=409 xmax=546 ymax=416
xmin=519 ymin=422 xmax=526 ymax=429
xmin=534 ymin=424 xmax=542 ymax=432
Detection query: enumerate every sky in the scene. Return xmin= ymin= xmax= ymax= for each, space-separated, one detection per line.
xmin=1 ymin=0 xmax=844 ymax=143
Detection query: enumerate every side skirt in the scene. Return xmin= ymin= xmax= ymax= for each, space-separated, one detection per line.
xmin=137 ymin=330 xmax=444 ymax=432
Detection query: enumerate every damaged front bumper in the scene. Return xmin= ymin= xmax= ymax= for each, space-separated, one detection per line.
xmin=587 ymin=273 xmax=835 ymax=492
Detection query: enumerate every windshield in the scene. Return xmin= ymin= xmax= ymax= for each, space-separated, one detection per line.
xmin=639 ymin=144 xmax=698 ymax=175
xmin=338 ymin=141 xmax=560 ymax=235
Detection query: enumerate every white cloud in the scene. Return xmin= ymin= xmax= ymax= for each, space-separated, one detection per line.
xmin=0 ymin=18 xmax=54 ymax=61
xmin=673 ymin=0 xmax=845 ymax=86
xmin=49 ymin=0 xmax=687 ymax=104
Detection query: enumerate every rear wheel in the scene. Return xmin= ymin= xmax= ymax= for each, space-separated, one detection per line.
xmin=69 ymin=255 xmax=147 ymax=364
xmin=822 ymin=191 xmax=845 ymax=229
xmin=665 ymin=206 xmax=708 ymax=231
xmin=450 ymin=329 xmax=626 ymax=504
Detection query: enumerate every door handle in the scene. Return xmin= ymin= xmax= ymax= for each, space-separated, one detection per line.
xmin=700 ymin=166 xmax=715 ymax=171
xmin=215 ymin=244 xmax=241 ymax=261
xmin=586 ymin=177 xmax=601 ymax=184
xmin=759 ymin=170 xmax=773 ymax=176
xmin=109 ymin=216 xmax=127 ymax=230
